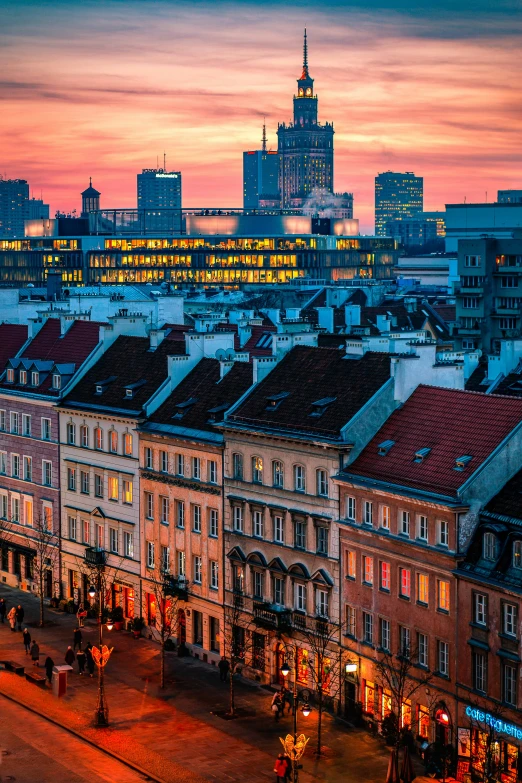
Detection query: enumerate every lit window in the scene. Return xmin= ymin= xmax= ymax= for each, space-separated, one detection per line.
xmin=109 ymin=430 xmax=118 ymax=453
xmin=123 ymin=480 xmax=132 ymax=504
xmin=417 ymin=573 xmax=429 ymax=605
xmin=380 ymin=562 xmax=390 ymax=591
xmin=94 ymin=427 xmax=103 ymax=450
xmin=363 ymin=556 xmax=373 ymax=585
xmin=400 ymin=568 xmax=411 ymax=599
xmin=252 ymin=456 xmax=263 ymax=484
xmin=346 ymin=550 xmax=356 ymax=579
xmin=437 ymin=580 xmax=450 ymax=612
xmin=123 ymin=433 xmax=132 ymax=456
xmin=380 ymin=506 xmax=390 ymax=530
xmin=108 ymin=476 xmax=118 ymax=501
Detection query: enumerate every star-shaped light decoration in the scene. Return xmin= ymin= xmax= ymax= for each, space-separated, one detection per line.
xmin=92 ymin=644 xmax=114 ymax=668
xmin=280 ymin=733 xmax=310 ymax=761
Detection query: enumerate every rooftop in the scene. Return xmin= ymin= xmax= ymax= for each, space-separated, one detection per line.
xmin=62 ymin=335 xmax=185 ymax=414
xmin=344 ymin=385 xmax=522 ymax=497
xmin=227 ymin=346 xmax=392 ymax=438
xmin=147 ymin=359 xmax=253 ymax=433
xmin=0 ymin=323 xmax=28 ymax=371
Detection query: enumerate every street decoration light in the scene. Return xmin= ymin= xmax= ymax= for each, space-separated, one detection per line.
xmin=279 ymin=643 xmax=312 ymax=783
xmin=85 ymin=551 xmax=112 ymax=727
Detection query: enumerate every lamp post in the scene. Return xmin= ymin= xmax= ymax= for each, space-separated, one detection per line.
xmin=280 ymin=644 xmax=312 ymax=783
xmin=88 ymin=574 xmax=113 ymax=727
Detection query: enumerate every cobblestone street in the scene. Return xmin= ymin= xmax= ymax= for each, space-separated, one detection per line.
xmin=0 ymin=585 xmax=399 ymax=783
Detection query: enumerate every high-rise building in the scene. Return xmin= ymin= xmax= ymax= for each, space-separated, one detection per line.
xmin=375 ymin=171 xmax=423 ymax=236
xmin=0 ymin=178 xmax=30 ymax=237
xmin=81 ymin=178 xmax=101 ymax=217
xmin=498 ymin=190 xmax=522 ymax=204
xmin=137 ymin=168 xmax=182 ymax=232
xmin=243 ymin=124 xmax=280 ymax=209
xmin=24 ymin=198 xmax=50 ymax=221
xmin=277 ymin=30 xmax=334 ymax=209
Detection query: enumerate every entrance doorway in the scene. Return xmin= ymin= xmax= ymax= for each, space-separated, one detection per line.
xmin=344 ymin=680 xmax=357 ymax=720
xmin=178 ymin=609 xmax=186 ymax=645
xmin=45 ymin=569 xmax=53 ymax=598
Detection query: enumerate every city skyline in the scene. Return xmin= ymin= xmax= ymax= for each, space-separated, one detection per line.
xmin=1 ymin=0 xmax=521 ymax=231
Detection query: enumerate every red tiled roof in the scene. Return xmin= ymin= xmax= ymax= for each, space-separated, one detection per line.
xmin=149 ymin=359 xmax=253 ymax=432
xmin=432 ymin=305 xmax=457 ymax=323
xmin=22 ymin=319 xmax=103 ymax=364
xmin=347 ymin=385 xmax=522 ymax=497
xmin=229 ymin=346 xmax=392 ymax=438
xmin=242 ymin=324 xmax=277 ymax=357
xmin=0 ymin=324 xmax=28 ymax=371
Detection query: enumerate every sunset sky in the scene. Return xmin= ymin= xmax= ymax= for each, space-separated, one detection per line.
xmin=1 ymin=0 xmax=521 ymax=231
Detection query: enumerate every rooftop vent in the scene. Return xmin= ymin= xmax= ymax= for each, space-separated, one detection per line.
xmin=454 ymin=455 xmax=473 ymax=471
xmin=309 ymin=396 xmax=337 ymax=418
xmin=265 ymin=391 xmax=290 ymax=410
xmin=413 ymin=447 xmax=432 ymax=463
xmin=378 ymin=439 xmax=395 ymax=456
xmin=172 ymin=397 xmax=198 ymax=419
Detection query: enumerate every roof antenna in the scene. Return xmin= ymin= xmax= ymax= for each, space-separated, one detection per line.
xmin=262 ymin=119 xmax=267 ymax=153
xmin=156 ymin=155 xmax=159 ymax=169
xmin=163 ymin=151 xmax=166 ymax=171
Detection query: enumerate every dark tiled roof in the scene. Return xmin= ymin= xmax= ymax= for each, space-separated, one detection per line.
xmin=432 ymin=304 xmax=457 ymax=323
xmin=362 ymin=302 xmax=428 ymax=331
xmin=161 ymin=324 xmax=191 ymax=341
xmin=62 ymin=335 xmax=185 ymax=414
xmin=345 ymin=289 xmax=367 ymax=306
xmin=317 ymin=334 xmax=348 ymax=349
xmin=0 ymin=323 xmax=28 ymax=371
xmin=492 ymin=372 xmax=522 ymax=398
xmin=465 ymin=359 xmax=488 ymax=392
xmin=149 ymin=359 xmax=253 ymax=432
xmin=228 ymin=346 xmax=392 ymax=438
xmin=242 ymin=324 xmax=277 ymax=357
xmin=485 ymin=468 xmax=522 ymax=522
xmin=346 ymin=385 xmax=522 ymax=497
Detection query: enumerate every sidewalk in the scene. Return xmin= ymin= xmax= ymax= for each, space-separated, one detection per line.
xmin=0 ymin=585 xmax=393 ymax=783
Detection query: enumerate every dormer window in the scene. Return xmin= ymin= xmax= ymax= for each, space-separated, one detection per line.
xmin=124 ymin=379 xmax=147 ymax=399
xmin=454 ymin=455 xmax=473 ymax=471
xmin=19 ymin=370 xmax=27 ymax=385
xmin=172 ymin=398 xmax=197 ymax=420
xmin=413 ymin=447 xmax=431 ymax=463
xmin=96 ymin=385 xmax=103 ymax=394
xmin=31 ymin=371 xmax=39 ymax=386
xmin=483 ymin=532 xmax=497 ymax=561
xmin=378 ymin=440 xmax=395 ymax=457
xmin=513 ymin=541 xmax=522 ymax=569
xmin=6 ymin=369 xmax=14 ymax=383
xmin=309 ymin=397 xmax=336 ymax=418
xmin=265 ymin=392 xmax=290 ymax=411
xmin=52 ymin=374 xmax=61 ymax=390
xmin=125 ymin=389 xmax=133 ymax=398
xmin=207 ymin=403 xmax=229 ymax=423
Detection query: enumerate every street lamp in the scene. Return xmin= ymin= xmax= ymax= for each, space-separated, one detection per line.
xmin=279 ymin=644 xmax=312 ymax=783
xmin=87 ymin=570 xmax=113 ymax=727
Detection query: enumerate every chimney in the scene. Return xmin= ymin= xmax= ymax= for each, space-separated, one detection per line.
xmin=46 ymin=270 xmax=62 ymax=302
xmin=220 ymin=360 xmax=234 ymax=379
xmin=149 ymin=329 xmax=166 ymax=351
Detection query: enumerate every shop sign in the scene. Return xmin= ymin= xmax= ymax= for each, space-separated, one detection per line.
xmin=465 ymin=706 xmax=522 ymax=740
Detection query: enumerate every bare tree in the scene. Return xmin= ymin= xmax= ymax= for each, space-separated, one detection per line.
xmin=222 ymin=588 xmax=254 ymax=717
xmin=30 ymin=513 xmax=60 ymax=627
xmin=375 ymin=645 xmax=434 ymax=749
xmin=147 ymin=566 xmax=189 ymax=689
xmin=293 ymin=617 xmax=345 ymax=757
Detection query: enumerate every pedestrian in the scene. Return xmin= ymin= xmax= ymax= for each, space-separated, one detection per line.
xmin=218 ymin=656 xmax=230 ymax=682
xmin=73 ymin=627 xmax=82 ymax=651
xmin=283 ymin=755 xmax=292 ymax=782
xmin=30 ymin=640 xmax=40 ymax=666
xmin=7 ymin=606 xmax=16 ymax=632
xmin=274 ymin=753 xmax=287 ymax=782
xmin=76 ymin=647 xmax=86 ymax=676
xmin=85 ymin=644 xmax=95 ymax=677
xmin=271 ymin=691 xmax=283 ymax=722
xmin=281 ymin=687 xmax=293 ymax=716
xmin=15 ymin=604 xmax=24 ymax=631
xmin=22 ymin=627 xmax=31 ymax=654
xmin=44 ymin=656 xmax=54 ymax=684
xmin=65 ymin=645 xmax=75 ymax=667
xmin=77 ymin=603 xmax=87 ymax=628
xmin=0 ymin=597 xmax=6 ymax=623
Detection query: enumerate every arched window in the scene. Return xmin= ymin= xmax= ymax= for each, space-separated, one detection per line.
xmin=232 ymin=452 xmax=243 ymax=480
xmin=94 ymin=427 xmax=103 ymax=451
xmin=272 ymin=460 xmax=284 ymax=488
xmin=294 ymin=464 xmax=306 ymax=493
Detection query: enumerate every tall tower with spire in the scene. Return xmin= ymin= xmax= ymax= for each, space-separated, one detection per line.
xmin=277 ymin=29 xmax=334 ymax=209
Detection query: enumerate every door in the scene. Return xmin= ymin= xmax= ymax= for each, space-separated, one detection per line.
xmin=45 ymin=569 xmax=53 ymax=598
xmin=344 ymin=681 xmax=356 ymax=720
xmin=178 ymin=609 xmax=186 ymax=645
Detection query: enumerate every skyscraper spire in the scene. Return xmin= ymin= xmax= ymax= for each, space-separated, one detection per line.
xmin=301 ymin=28 xmax=309 ymax=79
xmin=262 ymin=119 xmax=267 ymax=152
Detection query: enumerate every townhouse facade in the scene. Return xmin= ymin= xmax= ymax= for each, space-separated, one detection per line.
xmin=138 ymin=357 xmax=252 ymax=663
xmin=335 ymin=385 xmax=522 ymax=753
xmin=220 ymin=345 xmax=398 ymax=689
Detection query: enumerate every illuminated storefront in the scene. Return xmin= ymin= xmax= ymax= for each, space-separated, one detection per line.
xmin=455 ymin=706 xmax=522 ymax=782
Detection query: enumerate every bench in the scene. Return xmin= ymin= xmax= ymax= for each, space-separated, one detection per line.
xmin=3 ymin=661 xmax=25 ymax=676
xmin=25 ymin=670 xmax=47 ymax=688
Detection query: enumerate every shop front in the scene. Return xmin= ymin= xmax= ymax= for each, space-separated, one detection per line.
xmin=455 ymin=705 xmax=522 ymax=782
xmin=112 ymin=581 xmax=136 ymax=620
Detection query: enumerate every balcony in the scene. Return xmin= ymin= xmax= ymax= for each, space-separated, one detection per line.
xmin=253 ymin=602 xmax=292 ymax=632
xmin=164 ymin=575 xmax=189 ymax=601
xmin=85 ymin=547 xmax=107 ymax=566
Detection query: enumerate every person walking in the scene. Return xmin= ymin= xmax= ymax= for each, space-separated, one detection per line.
xmin=283 ymin=755 xmax=292 ymax=782
xmin=281 ymin=687 xmax=293 ymax=716
xmin=15 ymin=604 xmax=24 ymax=631
xmin=85 ymin=644 xmax=95 ymax=677
xmin=44 ymin=656 xmax=54 ymax=684
xmin=65 ymin=645 xmax=75 ymax=667
xmin=7 ymin=606 xmax=16 ymax=632
xmin=271 ymin=691 xmax=283 ymax=722
xmin=73 ymin=627 xmax=82 ymax=651
xmin=0 ymin=597 xmax=6 ymax=624
xmin=22 ymin=627 xmax=31 ymax=654
xmin=77 ymin=603 xmax=87 ymax=628
xmin=30 ymin=640 xmax=40 ymax=666
xmin=218 ymin=656 xmax=230 ymax=682
xmin=274 ymin=754 xmax=287 ymax=782
xmin=76 ymin=647 xmax=86 ymax=675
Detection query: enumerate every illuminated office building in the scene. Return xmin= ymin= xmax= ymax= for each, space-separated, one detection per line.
xmin=137 ymin=168 xmax=182 ymax=232
xmin=277 ymin=30 xmax=334 ymax=209
xmin=375 ymin=171 xmax=423 ymax=236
